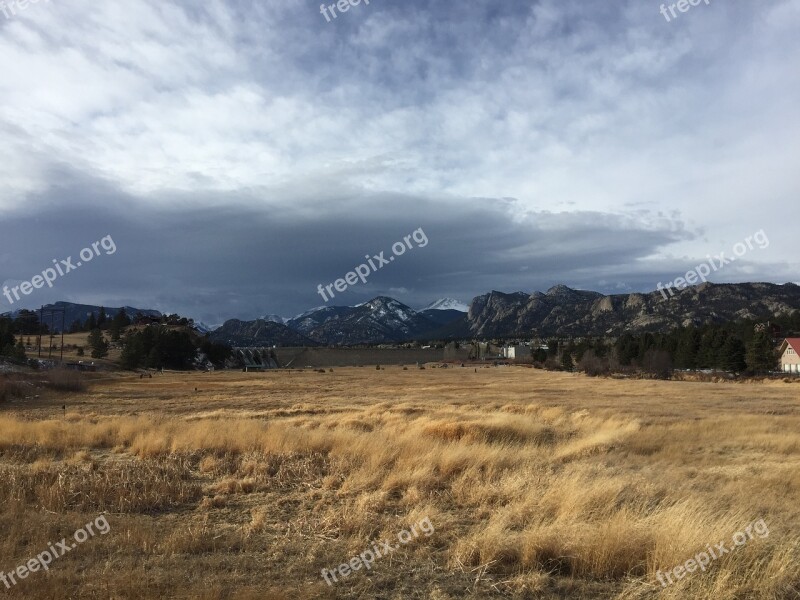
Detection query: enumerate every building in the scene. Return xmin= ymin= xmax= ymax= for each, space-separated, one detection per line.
xmin=501 ymin=344 xmax=528 ymax=360
xmin=65 ymin=361 xmax=97 ymax=372
xmin=233 ymin=348 xmax=280 ymax=371
xmin=778 ymin=338 xmax=800 ymax=373
xmin=135 ymin=315 xmax=162 ymax=326
xmin=755 ymin=321 xmax=783 ymax=341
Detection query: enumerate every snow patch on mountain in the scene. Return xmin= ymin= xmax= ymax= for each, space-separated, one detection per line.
xmin=422 ymin=298 xmax=469 ymax=312
xmin=193 ymin=321 xmax=217 ymax=334
xmin=291 ymin=306 xmax=328 ymax=321
xmin=262 ymin=314 xmax=287 ymax=325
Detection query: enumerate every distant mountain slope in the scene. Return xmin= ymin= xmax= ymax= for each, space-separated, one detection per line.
xmin=3 ymin=301 xmax=160 ymax=331
xmin=414 ymin=312 xmax=471 ymax=340
xmin=302 ymin=297 xmax=439 ymax=345
xmin=308 ymin=296 xmax=436 ymax=345
xmin=262 ymin=314 xmax=288 ymax=325
xmin=209 ymin=319 xmax=319 ymax=347
xmin=467 ymin=282 xmax=800 ymax=337
xmin=287 ymin=305 xmax=357 ymax=336
xmin=419 ymin=308 xmax=466 ymax=327
xmin=193 ymin=321 xmax=216 ymax=334
xmin=225 ymin=298 xmax=446 ymax=346
xmin=422 ymin=298 xmax=469 ymax=312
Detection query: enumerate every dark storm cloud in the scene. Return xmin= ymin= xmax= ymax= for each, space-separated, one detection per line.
xmin=0 ymin=166 xmax=704 ymax=324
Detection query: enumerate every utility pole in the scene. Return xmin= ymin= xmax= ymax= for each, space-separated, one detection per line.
xmin=38 ymin=305 xmax=43 ymax=358
xmin=38 ymin=306 xmax=66 ymax=364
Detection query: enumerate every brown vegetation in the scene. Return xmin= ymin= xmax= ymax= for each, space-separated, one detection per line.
xmin=44 ymin=368 xmax=88 ymax=392
xmin=0 ymin=367 xmax=798 ymax=598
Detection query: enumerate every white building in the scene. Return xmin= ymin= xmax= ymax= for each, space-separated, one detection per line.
xmin=501 ymin=345 xmax=528 ymax=360
xmin=779 ymin=338 xmax=800 ymax=373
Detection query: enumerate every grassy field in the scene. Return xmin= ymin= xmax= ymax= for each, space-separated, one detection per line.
xmin=0 ymin=366 xmax=799 ymax=599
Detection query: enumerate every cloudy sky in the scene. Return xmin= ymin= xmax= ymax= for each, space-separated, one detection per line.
xmin=0 ymin=0 xmax=798 ymax=325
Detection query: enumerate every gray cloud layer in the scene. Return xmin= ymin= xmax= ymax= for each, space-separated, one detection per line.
xmin=0 ymin=0 xmax=798 ymax=323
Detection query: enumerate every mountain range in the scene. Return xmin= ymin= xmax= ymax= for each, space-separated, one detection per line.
xmin=1 ymin=302 xmax=161 ymax=331
xmin=212 ymin=297 xmax=459 ymax=347
xmin=6 ymin=284 xmax=800 ymax=347
xmin=210 ymin=282 xmax=800 ymax=347
xmin=465 ymin=282 xmax=800 ymax=338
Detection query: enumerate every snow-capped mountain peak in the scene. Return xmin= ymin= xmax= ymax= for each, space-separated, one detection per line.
xmin=262 ymin=314 xmax=288 ymax=325
xmin=193 ymin=321 xmax=216 ymax=334
xmin=422 ymin=298 xmax=469 ymax=312
xmin=290 ymin=306 xmax=328 ymax=321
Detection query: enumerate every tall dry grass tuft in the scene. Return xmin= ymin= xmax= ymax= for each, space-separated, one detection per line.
xmin=45 ymin=368 xmax=88 ymax=392
xmin=0 ymin=457 xmax=200 ymax=513
xmin=0 ymin=374 xmax=28 ymax=402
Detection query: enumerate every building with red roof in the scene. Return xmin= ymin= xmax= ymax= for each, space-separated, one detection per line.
xmin=778 ymin=338 xmax=800 ymax=373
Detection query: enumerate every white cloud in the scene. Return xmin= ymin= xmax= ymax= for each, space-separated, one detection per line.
xmin=0 ymin=0 xmax=797 ymax=314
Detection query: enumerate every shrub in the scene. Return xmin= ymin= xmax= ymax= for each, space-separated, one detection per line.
xmin=544 ymin=358 xmax=562 ymax=371
xmin=0 ymin=376 xmax=26 ymax=403
xmin=642 ymin=349 xmax=673 ymax=380
xmin=45 ymin=369 xmax=87 ymax=392
xmin=578 ymin=350 xmax=609 ymax=377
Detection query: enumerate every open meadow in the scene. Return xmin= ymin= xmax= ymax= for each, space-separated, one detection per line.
xmin=1 ymin=366 xmax=799 ymax=599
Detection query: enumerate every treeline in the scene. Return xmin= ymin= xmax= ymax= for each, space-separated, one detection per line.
xmin=0 ymin=318 xmax=26 ymax=361
xmin=119 ymin=327 xmax=230 ymax=370
xmin=0 ymin=310 xmax=48 ymax=361
xmin=69 ymin=309 xmax=195 ymax=338
xmin=70 ymin=308 xmax=132 ymax=342
xmin=531 ymin=314 xmax=798 ymax=378
xmin=1 ymin=309 xmax=231 ymax=372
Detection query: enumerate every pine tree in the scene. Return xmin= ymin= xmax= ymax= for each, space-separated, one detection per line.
xmin=746 ymin=330 xmax=777 ymax=373
xmin=109 ymin=308 xmax=130 ymax=342
xmin=0 ymin=318 xmax=15 ymax=356
xmin=721 ymin=337 xmax=747 ymax=372
xmin=561 ymin=350 xmax=574 ymax=371
xmin=615 ymin=333 xmax=640 ymax=366
xmin=97 ymin=307 xmax=107 ymax=329
xmin=14 ymin=338 xmax=26 ymax=361
xmin=116 ymin=308 xmax=131 ymax=327
xmin=87 ymin=329 xmax=109 ymax=359
xmin=119 ymin=334 xmax=136 ymax=369
xmin=675 ymin=328 xmax=700 ymax=369
xmin=110 ymin=320 xmax=122 ymax=342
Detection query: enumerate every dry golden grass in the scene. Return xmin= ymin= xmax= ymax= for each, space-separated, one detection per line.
xmin=0 ymin=367 xmax=798 ymax=598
